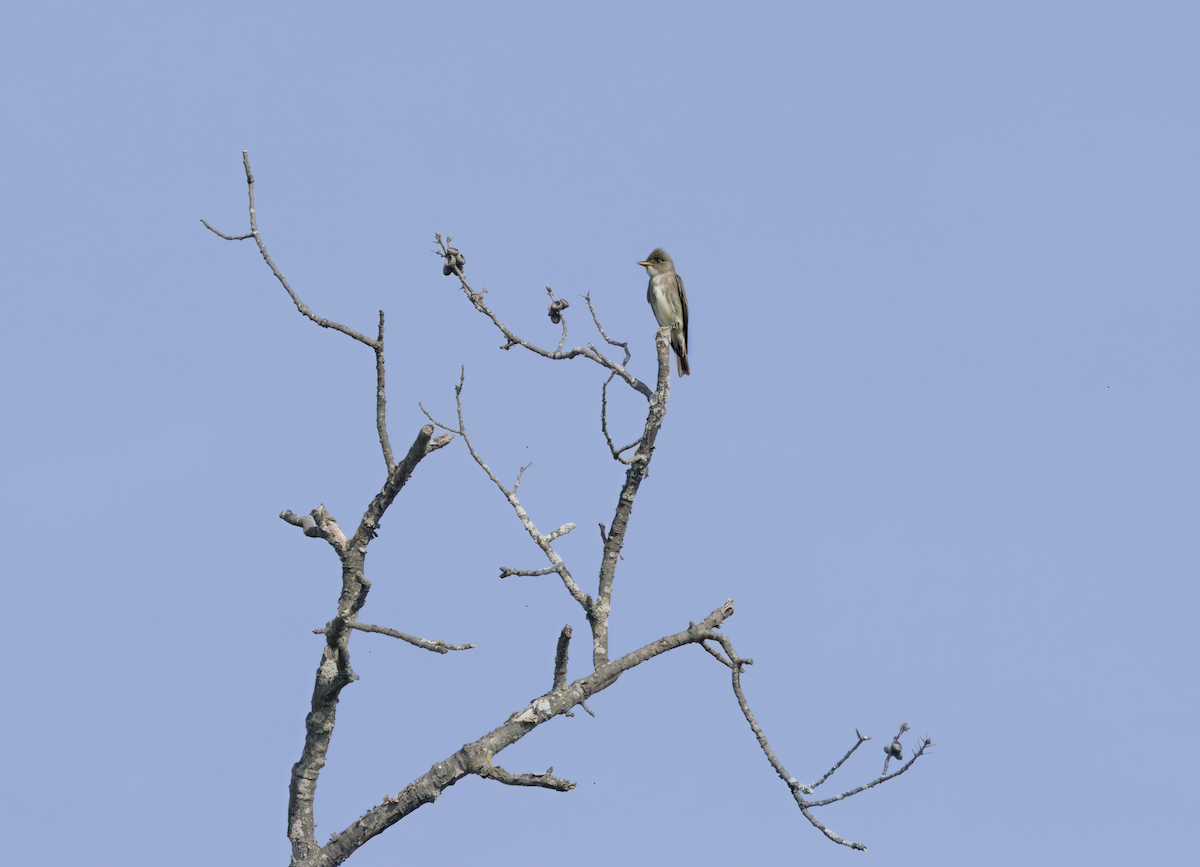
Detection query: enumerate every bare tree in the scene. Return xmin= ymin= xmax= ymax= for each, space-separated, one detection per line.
xmin=203 ymin=151 xmax=933 ymax=866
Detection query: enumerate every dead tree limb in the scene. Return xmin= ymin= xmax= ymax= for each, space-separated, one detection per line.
xmin=202 ymin=152 xmax=931 ymax=866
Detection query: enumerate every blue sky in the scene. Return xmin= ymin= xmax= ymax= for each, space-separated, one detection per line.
xmin=2 ymin=2 xmax=1197 ymax=864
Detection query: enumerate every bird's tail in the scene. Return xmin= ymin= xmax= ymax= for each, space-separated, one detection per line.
xmin=675 ymin=338 xmax=690 ymax=376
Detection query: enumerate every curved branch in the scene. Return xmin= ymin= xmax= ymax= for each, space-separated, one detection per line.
xmin=712 ymin=633 xmax=933 ymax=851
xmin=433 ymin=234 xmax=652 ymax=399
xmin=204 ymin=152 xmax=398 ymax=472
xmin=204 ymin=152 xmax=379 ymax=348
xmin=600 ymin=373 xmax=643 ymax=464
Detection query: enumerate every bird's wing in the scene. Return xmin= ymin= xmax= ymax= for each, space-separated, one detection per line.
xmin=675 ymin=273 xmax=689 ymax=347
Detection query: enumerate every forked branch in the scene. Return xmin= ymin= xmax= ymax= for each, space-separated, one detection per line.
xmin=712 ymin=633 xmax=933 ymax=851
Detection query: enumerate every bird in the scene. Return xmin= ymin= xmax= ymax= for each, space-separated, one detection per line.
xmin=638 ymin=248 xmax=690 ymax=376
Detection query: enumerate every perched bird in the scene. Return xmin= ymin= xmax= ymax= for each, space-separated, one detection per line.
xmin=638 ymin=248 xmax=690 ymax=376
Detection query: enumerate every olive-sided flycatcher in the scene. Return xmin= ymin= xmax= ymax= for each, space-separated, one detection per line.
xmin=638 ymin=248 xmax=690 ymax=376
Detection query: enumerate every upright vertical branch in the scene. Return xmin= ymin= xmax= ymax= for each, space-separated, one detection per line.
xmin=587 ymin=327 xmax=673 ymax=668
xmin=375 ymin=311 xmax=396 ymax=474
xmin=552 ymin=625 xmax=572 ymax=691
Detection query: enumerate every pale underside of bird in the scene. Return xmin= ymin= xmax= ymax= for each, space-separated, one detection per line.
xmin=638 ymin=247 xmax=690 ymax=376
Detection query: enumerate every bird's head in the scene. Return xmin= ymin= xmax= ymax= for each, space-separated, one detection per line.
xmin=637 ymin=248 xmax=675 ymax=276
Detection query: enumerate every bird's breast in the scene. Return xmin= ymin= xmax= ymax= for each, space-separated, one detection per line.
xmin=648 ymin=275 xmax=680 ymax=327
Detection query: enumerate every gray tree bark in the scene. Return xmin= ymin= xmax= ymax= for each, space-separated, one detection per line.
xmin=203 ymin=152 xmax=933 ymax=866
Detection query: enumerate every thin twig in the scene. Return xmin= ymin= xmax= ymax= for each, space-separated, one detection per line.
xmin=805 ymin=737 xmax=935 ymax=808
xmin=418 ymin=402 xmax=460 ymax=435
xmin=600 ymin=372 xmax=643 ymax=464
xmin=584 ymin=291 xmax=632 ymax=368
xmin=810 ymin=729 xmax=872 ymax=790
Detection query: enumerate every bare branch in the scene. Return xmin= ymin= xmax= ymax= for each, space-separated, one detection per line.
xmin=280 ymin=505 xmax=349 ymax=553
xmin=714 ymin=632 xmax=874 ymax=849
xmin=699 ymin=639 xmax=733 ymax=669
xmin=284 ymin=424 xmax=450 ymax=863
xmin=583 ymin=291 xmax=632 ymax=368
xmin=418 ymin=401 xmax=460 ymax=435
xmin=711 ymin=633 xmax=932 ymax=850
xmin=477 ymin=762 xmax=576 ymax=792
xmin=205 ymin=152 xmax=405 ymax=475
xmin=353 ymin=425 xmax=449 ymax=547
xmin=280 ymin=510 xmax=317 ymax=533
xmin=513 ymin=462 xmax=532 ymax=494
xmin=433 ymin=234 xmax=652 ymax=399
xmin=600 ymin=373 xmax=643 ymax=464
xmin=204 ymin=152 xmax=379 ymax=348
xmin=200 ymin=220 xmax=251 ymax=240
xmin=430 ymin=242 xmax=678 ymax=671
xmin=313 ymin=600 xmax=736 ymax=866
xmin=312 ymin=621 xmax=476 ymax=654
xmin=796 ymin=807 xmax=868 ymax=851
xmin=588 ymin=326 xmax=673 ymax=668
xmin=809 ymin=729 xmax=872 ymax=791
xmin=552 ymin=625 xmax=572 ymax=691
xmin=374 ymin=311 xmax=396 ymax=474
xmin=444 ymin=371 xmax=591 ymax=612
xmin=804 ymin=735 xmax=935 ymax=808
xmin=597 ymin=523 xmax=623 ymax=561
xmin=499 ymin=565 xmax=559 ymax=579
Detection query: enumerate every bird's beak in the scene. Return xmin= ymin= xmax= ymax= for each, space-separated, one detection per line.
xmin=636 ymin=261 xmax=651 ymax=267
